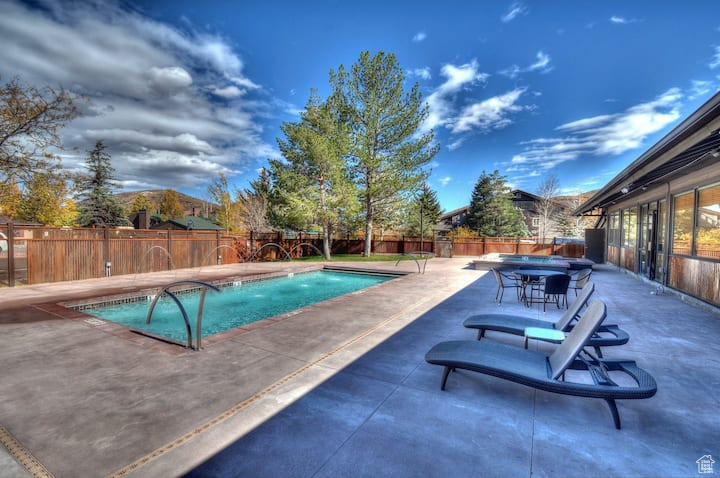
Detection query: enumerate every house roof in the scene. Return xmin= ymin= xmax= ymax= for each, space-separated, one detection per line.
xmin=576 ymin=91 xmax=720 ymax=215
xmin=151 ymin=216 xmax=224 ymax=230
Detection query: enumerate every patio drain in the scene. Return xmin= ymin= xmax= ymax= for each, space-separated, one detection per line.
xmin=0 ymin=425 xmax=53 ymax=478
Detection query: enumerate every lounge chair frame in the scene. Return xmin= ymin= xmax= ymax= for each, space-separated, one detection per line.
xmin=426 ymin=301 xmax=657 ymax=429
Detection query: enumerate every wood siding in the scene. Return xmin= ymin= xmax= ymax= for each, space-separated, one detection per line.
xmin=669 ymin=255 xmax=720 ymax=306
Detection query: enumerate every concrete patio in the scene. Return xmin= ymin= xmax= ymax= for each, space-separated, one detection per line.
xmin=0 ymin=258 xmax=718 ymax=477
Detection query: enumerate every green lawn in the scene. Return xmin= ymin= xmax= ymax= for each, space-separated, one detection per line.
xmin=292 ymin=254 xmax=423 ymax=262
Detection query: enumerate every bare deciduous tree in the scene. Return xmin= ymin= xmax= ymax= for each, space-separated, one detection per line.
xmin=0 ymin=77 xmax=79 ymax=185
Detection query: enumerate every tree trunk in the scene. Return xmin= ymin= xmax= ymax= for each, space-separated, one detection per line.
xmin=364 ymin=216 xmax=373 ymax=256
xmin=323 ymin=225 xmax=332 ymax=260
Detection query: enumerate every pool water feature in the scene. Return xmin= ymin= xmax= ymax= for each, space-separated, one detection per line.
xmin=81 ymin=270 xmax=395 ymax=343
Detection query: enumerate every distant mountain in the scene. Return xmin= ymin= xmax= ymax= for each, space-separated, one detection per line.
xmin=116 ymin=190 xmax=218 ymax=217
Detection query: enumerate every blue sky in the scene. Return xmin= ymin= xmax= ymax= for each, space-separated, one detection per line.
xmin=2 ymin=0 xmax=720 ymax=212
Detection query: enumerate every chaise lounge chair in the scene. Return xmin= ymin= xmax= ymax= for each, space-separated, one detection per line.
xmin=463 ymin=282 xmax=629 ymax=356
xmin=425 ymin=301 xmax=657 ymax=429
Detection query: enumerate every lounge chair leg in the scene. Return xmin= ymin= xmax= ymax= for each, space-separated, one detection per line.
xmin=594 ymin=345 xmax=604 ymax=358
xmin=605 ymin=399 xmax=622 ymax=429
xmin=477 ymin=329 xmax=486 ymax=340
xmin=440 ymin=366 xmax=453 ymax=390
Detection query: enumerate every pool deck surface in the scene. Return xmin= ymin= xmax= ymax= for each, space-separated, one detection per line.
xmin=1 ymin=258 xmax=719 ymax=477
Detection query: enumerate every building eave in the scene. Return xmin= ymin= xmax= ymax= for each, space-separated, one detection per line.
xmin=575 ymin=91 xmax=720 ymax=215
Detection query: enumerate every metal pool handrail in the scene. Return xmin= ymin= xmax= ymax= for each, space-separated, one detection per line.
xmin=395 ymin=251 xmax=435 ymax=274
xmin=145 ymin=280 xmax=221 ymax=350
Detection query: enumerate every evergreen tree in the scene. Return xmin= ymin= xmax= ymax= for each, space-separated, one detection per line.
xmin=273 ymin=93 xmax=358 ymax=259
xmin=330 ymin=51 xmax=439 ymax=255
xmin=467 ymin=170 xmax=528 ymax=237
xmin=159 ymin=189 xmax=184 ymax=219
xmin=405 ymin=183 xmax=443 ymax=238
xmin=75 ymin=141 xmax=130 ymax=227
xmin=130 ymin=192 xmax=154 ymax=214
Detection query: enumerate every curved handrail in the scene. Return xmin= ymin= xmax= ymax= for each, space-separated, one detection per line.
xmin=395 ymin=251 xmax=435 ymax=274
xmin=145 ymin=280 xmax=221 ymax=350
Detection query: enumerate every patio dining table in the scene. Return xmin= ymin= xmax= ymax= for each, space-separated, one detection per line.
xmin=512 ymin=269 xmax=565 ymax=306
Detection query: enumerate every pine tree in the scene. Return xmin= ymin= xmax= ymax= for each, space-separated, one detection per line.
xmin=330 ymin=51 xmax=439 ymax=255
xmin=405 ymin=183 xmax=443 ymax=238
xmin=273 ymin=93 xmax=358 ymax=259
xmin=467 ymin=170 xmax=528 ymax=237
xmin=159 ymin=189 xmax=184 ymax=220
xmin=75 ymin=141 xmax=130 ymax=227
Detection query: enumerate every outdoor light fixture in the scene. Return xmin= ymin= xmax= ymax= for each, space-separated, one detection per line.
xmin=621 ymin=186 xmax=630 ymax=194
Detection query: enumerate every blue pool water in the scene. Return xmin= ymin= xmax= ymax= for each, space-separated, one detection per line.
xmin=83 ymin=270 xmax=394 ymax=342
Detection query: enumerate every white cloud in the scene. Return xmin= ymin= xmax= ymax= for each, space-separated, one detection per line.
xmin=422 ymin=60 xmax=527 ymax=137
xmin=528 ymin=51 xmax=551 ymax=72
xmin=451 ymin=88 xmax=527 ymax=133
xmin=147 ymin=66 xmax=193 ymax=94
xmin=447 ymin=138 xmax=465 ymax=151
xmin=439 ymin=176 xmax=452 ymax=186
xmin=610 ymin=15 xmax=639 ymax=25
xmin=501 ymin=2 xmax=528 ymax=23
xmin=412 ymin=31 xmax=427 ymax=42
xmin=710 ymin=46 xmax=720 ymax=69
xmin=408 ymin=67 xmax=432 ymax=80
xmin=507 ymin=88 xmax=683 ymax=174
xmin=500 ymin=51 xmax=552 ymax=78
xmin=422 ymin=60 xmax=489 ymax=132
xmin=0 ymin=0 xmax=272 ymax=189
xmin=212 ymin=85 xmax=245 ymax=98
xmin=689 ymin=80 xmax=714 ymax=100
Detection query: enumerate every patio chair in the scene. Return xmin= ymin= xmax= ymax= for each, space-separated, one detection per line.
xmin=491 ymin=268 xmax=522 ymax=304
xmin=569 ymin=268 xmax=592 ymax=296
xmin=528 ymin=273 xmax=571 ymax=311
xmin=426 ymin=301 xmax=657 ymax=429
xmin=463 ymin=282 xmax=630 ymax=356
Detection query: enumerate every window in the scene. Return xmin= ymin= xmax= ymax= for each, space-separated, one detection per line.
xmin=695 ymin=184 xmax=720 ymax=259
xmin=609 ymin=212 xmax=621 ymax=246
xmin=531 ymin=217 xmax=539 ymax=227
xmin=672 ymin=192 xmax=694 ymax=255
xmin=622 ymin=208 xmax=637 ymax=247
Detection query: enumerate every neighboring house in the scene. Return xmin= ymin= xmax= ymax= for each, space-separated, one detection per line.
xmin=576 ymin=90 xmax=720 ymax=307
xmin=436 ymin=190 xmax=568 ymax=237
xmin=511 ymin=189 xmax=568 ymax=238
xmin=150 ymin=215 xmax=224 ymax=231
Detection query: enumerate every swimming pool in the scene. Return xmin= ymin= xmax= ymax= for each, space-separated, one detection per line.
xmin=80 ymin=270 xmax=395 ymax=343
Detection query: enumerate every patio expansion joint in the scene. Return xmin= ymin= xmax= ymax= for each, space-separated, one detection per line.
xmin=105 ymin=276 xmax=461 ymax=477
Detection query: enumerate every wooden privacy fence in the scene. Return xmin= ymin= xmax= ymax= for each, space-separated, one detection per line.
xmin=0 ymin=224 xmax=585 ymax=286
xmin=450 ymin=237 xmax=585 ymax=258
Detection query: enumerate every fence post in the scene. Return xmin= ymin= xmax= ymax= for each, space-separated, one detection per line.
xmin=515 ymin=237 xmax=520 ymax=254
xmin=216 ymin=230 xmax=221 ymax=265
xmin=7 ymin=221 xmax=15 ymax=287
xmin=167 ymin=229 xmax=172 ymax=270
xmin=103 ymin=228 xmax=110 ymax=278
